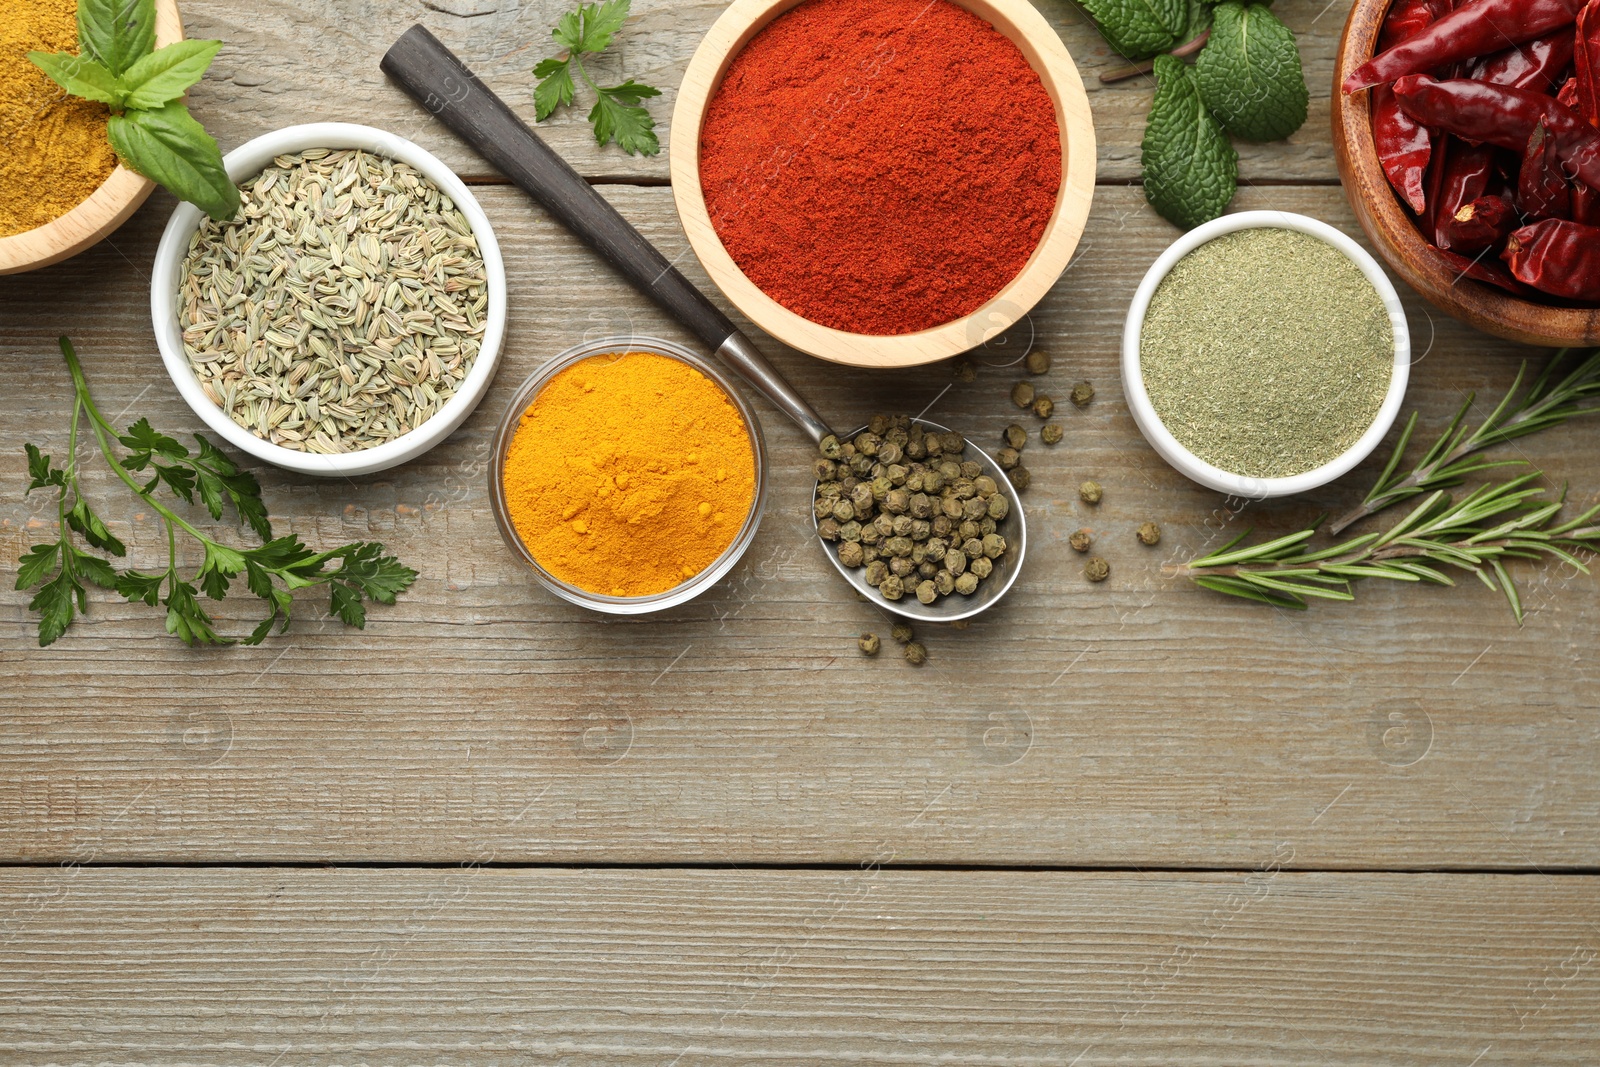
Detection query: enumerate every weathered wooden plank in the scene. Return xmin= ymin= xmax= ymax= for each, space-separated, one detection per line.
xmin=182 ymin=0 xmax=1344 ymax=183
xmin=1 ymin=183 xmax=1596 ymax=868
xmin=0 ymin=868 xmax=1594 ymax=1064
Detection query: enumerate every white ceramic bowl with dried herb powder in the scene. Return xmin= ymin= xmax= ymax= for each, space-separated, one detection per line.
xmin=1122 ymin=211 xmax=1409 ymax=497
xmin=151 ymin=123 xmax=507 ymax=477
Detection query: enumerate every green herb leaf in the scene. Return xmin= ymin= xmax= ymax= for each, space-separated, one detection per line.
xmin=77 ymin=0 xmax=156 ymax=78
xmin=1079 ymin=0 xmax=1187 ymax=61
xmin=589 ymin=91 xmax=659 ymax=155
xmin=1185 ymin=0 xmax=1218 ymax=38
xmin=24 ymin=444 xmax=66 ymax=493
xmin=533 ymin=57 xmax=576 ymax=121
xmin=73 ymin=549 xmax=119 ymax=590
xmin=329 ymin=543 xmax=419 ymax=605
xmin=1194 ymin=2 xmax=1308 ymax=142
xmin=164 ymin=579 xmax=224 ymax=646
xmin=107 ymin=102 xmax=239 ymax=221
xmin=1141 ymin=54 xmax=1237 ymax=229
xmin=65 ymin=499 xmax=126 ymax=556
xmin=115 ymin=569 xmax=163 ymax=606
xmin=575 ymin=0 xmax=632 ymax=52
xmin=27 ymin=51 xmax=124 ymax=106
xmin=16 ymin=544 xmax=61 ymax=590
xmin=600 ymin=78 xmax=661 ymax=105
xmin=120 ymin=417 xmax=189 ymax=459
xmin=118 ymin=39 xmax=222 ymax=111
xmin=30 ymin=568 xmax=82 ymax=646
xmin=328 ymin=582 xmax=367 ymax=628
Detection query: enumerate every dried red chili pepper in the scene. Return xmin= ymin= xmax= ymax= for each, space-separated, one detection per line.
xmin=1441 ymin=194 xmax=1518 ymax=252
xmin=1432 ymin=141 xmax=1498 ymax=246
xmin=1503 ymin=218 xmax=1600 ymax=299
xmin=1576 ymin=0 xmax=1600 ymax=126
xmin=1470 ymin=29 xmax=1576 ymax=92
xmin=1559 ymin=75 xmax=1581 ymax=110
xmin=1345 ymin=0 xmax=1588 ymax=91
xmin=1376 ymin=88 xmax=1434 ymax=214
xmin=1394 ymin=76 xmax=1600 ymax=188
xmin=1574 ymin=180 xmax=1600 ymax=223
xmin=1380 ymin=0 xmax=1437 ymax=47
xmin=1518 ymin=119 xmax=1573 ymax=219
xmin=1433 ymin=246 xmax=1537 ymax=295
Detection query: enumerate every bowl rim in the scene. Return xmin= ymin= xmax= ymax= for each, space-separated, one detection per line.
xmin=487 ymin=335 xmax=769 ymax=616
xmin=1121 ymin=210 xmax=1412 ymax=499
xmin=667 ymin=0 xmax=1096 ymax=369
xmin=0 ymin=0 xmax=181 ymax=275
xmin=149 ymin=121 xmax=508 ymax=478
xmin=1332 ymin=0 xmax=1600 ymax=347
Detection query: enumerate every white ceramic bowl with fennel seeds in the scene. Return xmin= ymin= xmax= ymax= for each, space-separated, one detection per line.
xmin=150 ymin=123 xmax=508 ymax=478
xmin=1122 ymin=211 xmax=1410 ymax=499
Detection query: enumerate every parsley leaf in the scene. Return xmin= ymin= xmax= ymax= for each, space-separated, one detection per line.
xmin=1141 ymin=54 xmax=1237 ymax=229
xmin=1194 ymin=2 xmax=1308 ymax=142
xmin=1079 ymin=0 xmax=1188 ymax=61
xmin=532 ymin=0 xmax=661 ymax=156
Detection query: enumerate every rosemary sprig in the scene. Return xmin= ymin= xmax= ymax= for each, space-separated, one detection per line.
xmin=1329 ymin=348 xmax=1600 ymax=534
xmin=1183 ymin=476 xmax=1600 ymax=622
xmin=16 ymin=337 xmax=418 ymax=647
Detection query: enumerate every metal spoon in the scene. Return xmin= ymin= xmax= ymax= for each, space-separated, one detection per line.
xmin=381 ymin=26 xmax=1025 ymax=621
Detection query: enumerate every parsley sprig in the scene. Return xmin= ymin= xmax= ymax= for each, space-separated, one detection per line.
xmin=532 ymin=0 xmax=661 ymax=156
xmin=17 ymin=338 xmax=417 ymax=648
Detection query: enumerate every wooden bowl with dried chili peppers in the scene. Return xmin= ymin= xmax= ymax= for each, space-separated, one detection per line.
xmin=0 ymin=0 xmax=183 ymax=275
xmin=669 ymin=0 xmax=1096 ymax=368
xmin=1334 ymin=0 xmax=1600 ymax=346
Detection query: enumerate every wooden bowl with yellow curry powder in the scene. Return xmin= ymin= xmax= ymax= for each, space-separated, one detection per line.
xmin=0 ymin=0 xmax=183 ymax=274
xmin=489 ymin=337 xmax=767 ymax=615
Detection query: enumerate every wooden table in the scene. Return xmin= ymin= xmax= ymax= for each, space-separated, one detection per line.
xmin=3 ymin=1 xmax=1597 ymax=1062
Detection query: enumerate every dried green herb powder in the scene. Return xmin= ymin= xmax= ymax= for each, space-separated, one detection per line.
xmin=1139 ymin=228 xmax=1393 ymax=479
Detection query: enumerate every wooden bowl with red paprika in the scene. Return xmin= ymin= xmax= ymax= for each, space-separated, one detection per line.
xmin=1334 ymin=0 xmax=1600 ymax=347
xmin=669 ymin=0 xmax=1096 ymax=368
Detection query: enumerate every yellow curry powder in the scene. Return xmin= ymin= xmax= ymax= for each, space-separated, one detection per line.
xmin=1 ymin=0 xmax=120 ymax=238
xmin=504 ymin=351 xmax=757 ymax=598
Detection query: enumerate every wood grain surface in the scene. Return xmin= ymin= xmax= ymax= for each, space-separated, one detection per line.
xmin=3 ymin=185 xmax=1595 ymax=868
xmin=173 ymin=0 xmax=1344 ymax=183
xmin=0 ymin=868 xmax=1595 ymax=1065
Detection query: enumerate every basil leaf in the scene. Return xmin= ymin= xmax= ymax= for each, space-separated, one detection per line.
xmin=1141 ymin=54 xmax=1237 ymax=229
xmin=1194 ymin=2 xmax=1308 ymax=142
xmin=119 ymin=39 xmax=222 ymax=110
xmin=77 ymin=0 xmax=156 ymax=78
xmin=107 ymin=103 xmax=239 ymax=220
xmin=1079 ymin=0 xmax=1187 ymax=61
xmin=27 ymin=51 xmax=123 ymax=106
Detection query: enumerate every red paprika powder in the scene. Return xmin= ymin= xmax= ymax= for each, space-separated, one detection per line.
xmin=698 ymin=0 xmax=1062 ymax=336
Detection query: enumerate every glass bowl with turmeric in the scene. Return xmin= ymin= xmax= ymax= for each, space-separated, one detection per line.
xmin=489 ymin=336 xmax=768 ymax=615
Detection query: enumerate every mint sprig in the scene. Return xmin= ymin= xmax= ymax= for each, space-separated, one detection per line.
xmin=1142 ymin=55 xmax=1237 ymax=231
xmin=30 ymin=0 xmax=236 ymax=220
xmin=16 ymin=338 xmax=418 ymax=648
xmin=532 ymin=0 xmax=662 ymax=156
xmin=1079 ymin=0 xmax=1188 ymax=61
xmin=1195 ymin=2 xmax=1308 ymax=142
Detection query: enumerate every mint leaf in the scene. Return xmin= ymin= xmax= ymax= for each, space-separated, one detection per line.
xmin=107 ymin=102 xmax=239 ymax=221
xmin=533 ymin=57 xmax=575 ymax=121
xmin=1185 ymin=0 xmax=1217 ymax=37
xmin=589 ymin=91 xmax=659 ymax=155
xmin=77 ymin=0 xmax=155 ymax=78
xmin=1141 ymin=54 xmax=1237 ymax=229
xmin=1195 ymin=2 xmax=1308 ymax=142
xmin=1080 ymin=0 xmax=1187 ymax=61
xmin=27 ymin=51 xmax=123 ymax=106
xmin=119 ymin=39 xmax=222 ymax=110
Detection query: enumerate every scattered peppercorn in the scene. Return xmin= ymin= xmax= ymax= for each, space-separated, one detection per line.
xmin=1084 ymin=557 xmax=1110 ymax=582
xmin=1025 ymin=349 xmax=1052 ymax=375
xmin=1136 ymin=521 xmax=1161 ymax=546
xmin=953 ymin=358 xmax=976 ymax=382
xmin=858 ymin=632 xmax=881 ymax=655
xmin=1010 ymin=381 xmax=1035 ymax=409
xmin=1010 ymin=465 xmax=1031 ymax=490
xmin=904 ymin=641 xmax=928 ymax=666
xmin=1070 ymin=381 xmax=1095 ymax=408
xmin=1069 ymin=528 xmax=1092 ymax=553
xmin=1032 ymin=395 xmax=1055 ymax=419
xmin=1040 ymin=423 xmax=1063 ymax=446
xmin=891 ymin=621 xmax=914 ymax=644
xmin=1079 ymin=480 xmax=1102 ymax=505
xmin=1004 ymin=424 xmax=1028 ymax=450
xmin=996 ymin=446 xmax=1021 ymax=470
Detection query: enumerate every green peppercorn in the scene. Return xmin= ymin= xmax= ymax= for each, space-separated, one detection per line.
xmin=982 ymin=533 xmax=1007 ymax=559
xmin=954 ymin=572 xmax=980 ymax=595
xmin=1011 ymin=381 xmax=1035 ymax=409
xmin=1041 ymin=423 xmax=1063 ymax=446
xmin=878 ymin=442 xmax=903 ymax=465
xmin=889 ymin=556 xmax=914 ymax=578
xmin=905 ymin=437 xmax=927 ymax=460
xmin=813 ymin=496 xmax=834 ymax=520
xmin=1025 ymin=349 xmax=1052 ymax=375
xmin=880 ymin=575 xmax=905 ymax=601
xmin=858 ymin=632 xmax=881 ymax=656
xmin=813 ymin=458 xmax=837 ymax=481
xmin=962 ymin=537 xmax=984 ymax=560
xmin=1084 ymin=557 xmax=1110 ymax=582
xmin=1137 ymin=521 xmax=1161 ymax=546
xmin=925 ymin=433 xmax=945 ymax=457
xmin=855 ymin=431 xmax=881 ymax=456
xmin=892 ymin=515 xmax=915 ymax=538
xmin=818 ymin=518 xmax=842 ymax=542
xmin=873 ymin=514 xmax=895 ymax=537
xmin=1032 ymin=395 xmax=1055 ymax=420
xmin=832 ymin=500 xmax=854 ymax=524
xmin=891 ymin=622 xmax=914 ymax=644
xmin=996 ymin=447 xmax=1021 ymax=471
xmin=869 ymin=414 xmax=890 ymax=436
xmin=859 ymin=524 xmax=882 ymax=546
xmin=953 ymin=358 xmax=976 ymax=383
xmin=1071 ymin=381 xmax=1095 ymax=408
xmin=1004 ymin=424 xmax=1028 ymax=450
xmin=1010 ymin=465 xmax=1031 ymax=491
xmin=884 ymin=488 xmax=911 ymax=515
xmin=839 ymin=541 xmax=865 ymax=568
xmin=974 ymin=475 xmax=998 ymax=497
xmin=957 ymin=520 xmax=980 ymax=543
xmin=870 ymin=476 xmax=893 ymax=502
xmin=1069 ymin=528 xmax=1092 ymax=553
xmin=819 ymin=434 xmax=841 ymax=459
xmin=938 ymin=460 xmax=962 ymax=480
xmin=945 ymin=549 xmax=968 ymax=576
xmin=916 ymin=580 xmax=937 ymax=605
xmin=941 ymin=432 xmax=965 ymax=454
xmin=987 ymin=494 xmax=1009 ymax=521
xmin=978 ymin=517 xmax=997 ymax=536
xmin=885 ymin=536 xmax=914 ymax=558
xmin=887 ymin=464 xmax=908 ymax=486
xmin=910 ymin=519 xmax=931 ymax=541
xmin=934 ymin=570 xmax=955 ymax=596
xmin=961 ymin=496 xmax=988 ymax=522
xmin=904 ymin=641 xmax=928 ymax=666
xmin=970 ymin=555 xmax=993 ymax=579
xmin=931 ymin=515 xmax=954 ymax=538
xmin=862 ymin=545 xmax=880 ymax=564
xmin=864 ymin=560 xmax=889 ymax=587
xmin=918 ymin=561 xmax=938 ymax=579
xmin=1080 ymin=480 xmax=1102 ymax=505
xmin=923 ymin=470 xmax=945 ymax=494
xmin=925 ymin=537 xmax=948 ymax=562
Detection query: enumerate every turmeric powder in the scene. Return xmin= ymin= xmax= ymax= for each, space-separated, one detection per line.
xmin=503 ymin=351 xmax=757 ymax=598
xmin=0 ymin=0 xmax=119 ymax=237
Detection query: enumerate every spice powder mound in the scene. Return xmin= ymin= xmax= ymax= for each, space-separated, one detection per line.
xmin=0 ymin=0 xmax=119 ymax=237
xmin=504 ymin=352 xmax=757 ymax=598
xmin=698 ymin=0 xmax=1062 ymax=336
xmin=1139 ymin=228 xmax=1395 ymax=479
